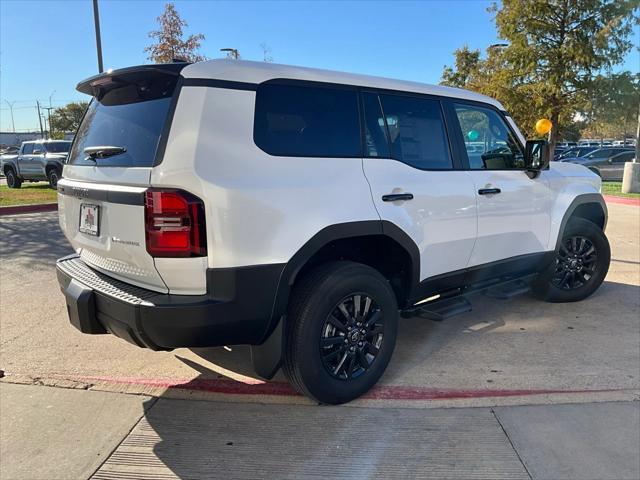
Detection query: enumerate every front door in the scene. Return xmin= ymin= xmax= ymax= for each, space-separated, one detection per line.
xmin=448 ymin=101 xmax=551 ymax=268
xmin=17 ymin=143 xmax=35 ymax=176
xmin=361 ymin=92 xmax=477 ymax=285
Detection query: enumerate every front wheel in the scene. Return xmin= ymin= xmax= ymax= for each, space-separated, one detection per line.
xmin=283 ymin=261 xmax=398 ymax=404
xmin=47 ymin=168 xmax=61 ymax=189
xmin=533 ymin=218 xmax=610 ymax=302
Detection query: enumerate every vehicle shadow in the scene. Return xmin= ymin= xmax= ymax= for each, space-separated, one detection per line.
xmin=0 ymin=212 xmax=71 ymax=266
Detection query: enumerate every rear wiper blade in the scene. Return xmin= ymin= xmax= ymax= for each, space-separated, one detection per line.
xmin=84 ymin=145 xmax=126 ymax=161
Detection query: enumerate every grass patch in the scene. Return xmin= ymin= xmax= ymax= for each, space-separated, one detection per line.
xmin=0 ymin=182 xmax=57 ymax=206
xmin=601 ymin=182 xmax=640 ymax=199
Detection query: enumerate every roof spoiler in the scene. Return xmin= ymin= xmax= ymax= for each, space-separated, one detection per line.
xmin=76 ymin=62 xmax=190 ymax=97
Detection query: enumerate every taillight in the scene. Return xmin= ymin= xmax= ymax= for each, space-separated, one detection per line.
xmin=144 ymin=189 xmax=207 ymax=257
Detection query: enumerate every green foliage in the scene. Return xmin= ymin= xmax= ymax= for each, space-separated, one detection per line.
xmin=441 ymin=0 xmax=638 ymax=145
xmin=584 ymin=72 xmax=640 ymax=138
xmin=49 ymin=101 xmax=89 ymax=134
xmin=145 ymin=3 xmax=206 ymax=63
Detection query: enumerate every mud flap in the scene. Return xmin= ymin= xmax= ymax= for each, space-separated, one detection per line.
xmin=250 ymin=316 xmax=284 ymax=379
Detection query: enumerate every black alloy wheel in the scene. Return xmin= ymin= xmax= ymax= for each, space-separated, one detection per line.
xmin=320 ymin=293 xmax=384 ymax=380
xmin=552 ymin=236 xmax=598 ymax=290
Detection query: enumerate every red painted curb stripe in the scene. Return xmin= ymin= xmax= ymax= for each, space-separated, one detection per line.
xmin=0 ymin=203 xmax=58 ymax=216
xmin=602 ymin=195 xmax=640 ymax=206
xmin=65 ymin=374 xmax=631 ymax=401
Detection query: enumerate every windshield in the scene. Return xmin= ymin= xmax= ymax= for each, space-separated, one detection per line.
xmin=45 ymin=142 xmax=71 ymax=153
xmin=69 ymin=78 xmax=176 ymax=167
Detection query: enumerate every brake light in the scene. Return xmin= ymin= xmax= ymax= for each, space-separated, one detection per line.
xmin=144 ymin=189 xmax=207 ymax=257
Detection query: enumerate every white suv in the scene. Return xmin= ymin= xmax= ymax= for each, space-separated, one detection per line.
xmin=57 ymin=60 xmax=610 ymax=404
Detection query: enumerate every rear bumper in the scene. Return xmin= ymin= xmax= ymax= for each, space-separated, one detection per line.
xmin=56 ymin=254 xmax=284 ymax=350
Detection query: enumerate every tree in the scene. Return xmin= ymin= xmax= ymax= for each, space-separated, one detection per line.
xmin=492 ymin=0 xmax=636 ymax=151
xmin=441 ymin=46 xmax=481 ymax=89
xmin=49 ymin=101 xmax=89 ymax=134
xmin=442 ymin=0 xmax=637 ymax=150
xmin=583 ymin=72 xmax=640 ymax=140
xmin=145 ymin=3 xmax=206 ymax=63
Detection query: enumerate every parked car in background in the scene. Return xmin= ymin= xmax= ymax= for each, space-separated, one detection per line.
xmin=561 ymin=147 xmax=635 ymax=181
xmin=553 ymin=146 xmax=567 ymax=159
xmin=2 ymin=140 xmax=71 ymax=188
xmin=557 ymin=141 xmax=577 ymax=148
xmin=555 ymin=146 xmax=598 ymax=161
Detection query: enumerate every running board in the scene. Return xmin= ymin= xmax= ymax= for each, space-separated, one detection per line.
xmin=401 ymin=296 xmax=472 ymax=322
xmin=483 ymin=279 xmax=531 ymax=299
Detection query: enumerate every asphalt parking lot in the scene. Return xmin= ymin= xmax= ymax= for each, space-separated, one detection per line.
xmin=1 ymin=204 xmax=639 ymax=479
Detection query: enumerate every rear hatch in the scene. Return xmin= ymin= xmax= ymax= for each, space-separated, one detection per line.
xmin=58 ymin=64 xmax=185 ymax=292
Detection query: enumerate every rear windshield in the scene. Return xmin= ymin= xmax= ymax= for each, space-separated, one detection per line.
xmin=69 ymin=79 xmax=175 ymax=167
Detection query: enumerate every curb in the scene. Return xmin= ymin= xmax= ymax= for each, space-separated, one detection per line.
xmin=602 ymin=195 xmax=640 ymax=206
xmin=0 ymin=203 xmax=58 ymax=216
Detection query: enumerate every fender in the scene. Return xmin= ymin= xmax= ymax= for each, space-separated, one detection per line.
xmin=250 ymin=219 xmax=420 ymax=379
xmin=45 ymin=160 xmax=63 ymax=172
xmin=2 ymin=158 xmax=19 ymax=175
xmin=553 ymin=193 xmax=607 ymax=251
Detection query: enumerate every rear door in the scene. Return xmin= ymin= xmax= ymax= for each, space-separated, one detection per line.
xmin=58 ymin=66 xmax=182 ymax=292
xmin=448 ymin=101 xmax=552 ymax=267
xmin=361 ymin=91 xmax=477 ymax=284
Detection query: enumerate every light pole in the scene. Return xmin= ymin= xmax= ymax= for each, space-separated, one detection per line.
xmin=47 ymin=90 xmax=56 ymax=138
xmin=4 ymin=100 xmax=16 ymax=133
xmin=43 ymin=107 xmax=54 ymax=139
xmin=36 ymin=101 xmax=45 ymax=138
xmin=93 ymin=0 xmax=104 ymax=73
xmin=220 ymin=48 xmax=240 ymax=60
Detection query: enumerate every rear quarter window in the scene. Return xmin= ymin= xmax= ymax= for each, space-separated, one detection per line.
xmin=254 ymin=82 xmax=361 ymax=157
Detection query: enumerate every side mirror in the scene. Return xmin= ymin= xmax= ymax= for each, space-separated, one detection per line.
xmin=525 ymin=140 xmax=550 ymax=172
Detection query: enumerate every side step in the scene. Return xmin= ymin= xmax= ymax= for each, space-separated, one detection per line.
xmin=401 ymin=296 xmax=472 ymax=322
xmin=483 ymin=279 xmax=531 ymax=300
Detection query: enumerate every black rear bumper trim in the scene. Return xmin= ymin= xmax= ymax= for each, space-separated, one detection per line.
xmin=56 ymin=254 xmax=284 ymax=350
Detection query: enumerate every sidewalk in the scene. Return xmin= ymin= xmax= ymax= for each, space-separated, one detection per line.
xmin=1 ymin=383 xmax=638 ymax=480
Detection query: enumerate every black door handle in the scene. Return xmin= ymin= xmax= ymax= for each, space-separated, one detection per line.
xmin=382 ymin=193 xmax=414 ymax=202
xmin=478 ymin=188 xmax=501 ymax=195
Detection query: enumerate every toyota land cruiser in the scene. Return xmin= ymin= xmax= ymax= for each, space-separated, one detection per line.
xmin=56 ymin=60 xmax=610 ymax=404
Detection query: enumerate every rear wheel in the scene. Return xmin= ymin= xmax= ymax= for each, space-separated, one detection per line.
xmin=47 ymin=168 xmax=61 ymax=189
xmin=5 ymin=168 xmax=22 ymax=189
xmin=533 ymin=218 xmax=610 ymax=302
xmin=283 ymin=261 xmax=398 ymax=404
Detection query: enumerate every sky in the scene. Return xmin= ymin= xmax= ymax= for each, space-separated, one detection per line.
xmin=1 ymin=0 xmax=638 ymax=132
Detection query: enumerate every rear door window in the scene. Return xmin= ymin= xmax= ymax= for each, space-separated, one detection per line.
xmin=254 ymin=82 xmax=361 ymax=157
xmin=378 ymin=94 xmax=453 ymax=170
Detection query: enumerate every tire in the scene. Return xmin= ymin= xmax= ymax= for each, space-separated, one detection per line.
xmin=47 ymin=168 xmax=61 ymax=189
xmin=5 ymin=168 xmax=22 ymax=188
xmin=533 ymin=218 xmax=610 ymax=302
xmin=283 ymin=261 xmax=398 ymax=404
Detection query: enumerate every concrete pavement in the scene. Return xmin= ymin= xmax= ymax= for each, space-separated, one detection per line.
xmin=1 ymin=382 xmax=638 ymax=480
xmin=0 ymin=383 xmax=151 ymax=480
